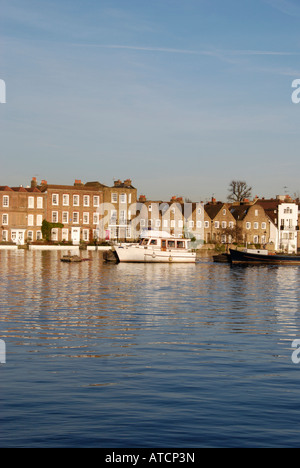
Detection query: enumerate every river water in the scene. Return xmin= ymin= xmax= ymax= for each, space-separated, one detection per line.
xmin=0 ymin=250 xmax=300 ymax=448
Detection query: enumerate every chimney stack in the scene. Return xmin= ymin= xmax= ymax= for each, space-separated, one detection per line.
xmin=31 ymin=177 xmax=37 ymax=188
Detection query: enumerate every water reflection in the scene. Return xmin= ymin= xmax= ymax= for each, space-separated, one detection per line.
xmin=2 ymin=251 xmax=300 ymax=447
xmin=1 ymin=252 xmax=300 ymax=354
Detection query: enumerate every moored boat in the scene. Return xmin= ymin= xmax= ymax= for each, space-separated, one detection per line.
xmin=114 ymin=230 xmax=196 ymax=263
xmin=213 ymin=253 xmax=231 ymax=263
xmin=230 ymin=248 xmax=300 ymax=265
xmin=61 ymin=255 xmax=91 ymax=263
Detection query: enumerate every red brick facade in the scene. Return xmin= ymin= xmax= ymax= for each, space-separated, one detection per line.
xmin=0 ymin=183 xmax=46 ymax=244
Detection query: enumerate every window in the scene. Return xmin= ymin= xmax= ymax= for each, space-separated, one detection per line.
xmin=83 ymin=229 xmax=89 ymax=242
xmin=36 ymin=231 xmax=42 ymax=241
xmin=120 ymin=210 xmax=126 ymax=224
xmin=93 ymin=213 xmax=99 ymax=225
xmin=221 ymin=235 xmax=226 ymax=244
xmin=52 ymin=194 xmax=59 ymax=206
xmin=62 ymin=229 xmax=69 ymax=241
xmin=177 ymin=241 xmax=185 ymax=249
xmin=229 ymin=221 xmax=234 ymax=228
xmin=255 ymin=210 xmax=258 ymax=216
xmin=214 ymin=221 xmax=219 ymax=228
xmin=222 ymin=221 xmax=227 ymax=229
xmin=2 ymin=230 xmax=8 ymax=242
xmin=83 ymin=212 xmax=89 ymax=224
xmin=261 ymin=235 xmax=266 ymax=244
xmin=205 ymin=221 xmax=209 ymax=228
xmin=3 ymin=196 xmax=9 ymax=207
xmin=128 ymin=210 xmax=131 ymax=220
xmin=128 ymin=193 xmax=132 ymax=204
xmin=83 ymin=195 xmax=90 ymax=207
xmin=2 ymin=214 xmax=8 ymax=225
xmin=253 ymin=236 xmax=259 ymax=243
xmin=148 ymin=205 xmax=152 ymax=212
xmin=62 ymin=212 xmax=69 ymax=224
xmin=163 ymin=220 xmax=168 ymax=228
xmin=246 ymin=222 xmax=251 ymax=230
xmin=111 ymin=193 xmax=118 ymax=203
xmin=126 ymin=227 xmax=131 ymax=238
xmin=37 ymin=215 xmax=43 ymax=227
xmin=73 ymin=195 xmax=79 ymax=206
xmin=52 ymin=212 xmax=58 ymax=223
xmin=27 ymin=231 xmax=33 ymax=241
xmin=150 ymin=239 xmax=157 ymax=246
xmin=63 ymin=194 xmax=69 ymax=206
xmin=120 ymin=193 xmax=127 ymax=204
xmin=51 ymin=229 xmax=58 ymax=241
xmin=254 ymin=222 xmax=259 ymax=230
xmin=110 ymin=210 xmax=117 ymax=224
xmin=223 ymin=209 xmax=226 ymax=216
xmin=28 ymin=197 xmax=34 ymax=209
xmin=168 ymin=240 xmax=175 ymax=248
xmin=37 ymin=197 xmax=43 ymax=209
xmin=198 ymin=208 xmax=202 ymax=215
xmin=93 ymin=196 xmax=100 ymax=207
xmin=261 ymin=222 xmax=266 ymax=229
xmin=73 ymin=212 xmax=79 ymax=224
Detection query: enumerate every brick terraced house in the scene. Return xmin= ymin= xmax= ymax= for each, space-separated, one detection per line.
xmin=41 ymin=179 xmax=104 ymax=244
xmin=0 ymin=178 xmax=46 ymax=245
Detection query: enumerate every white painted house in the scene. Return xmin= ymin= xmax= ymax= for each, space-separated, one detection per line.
xmin=277 ymin=202 xmax=298 ymax=253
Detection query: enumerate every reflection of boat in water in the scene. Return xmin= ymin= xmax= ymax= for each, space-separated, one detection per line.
xmin=114 ymin=230 xmax=196 ymax=263
xmin=230 ymin=249 xmax=300 ymax=265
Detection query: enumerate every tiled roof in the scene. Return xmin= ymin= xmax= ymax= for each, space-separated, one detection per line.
xmin=204 ymin=203 xmax=224 ymax=219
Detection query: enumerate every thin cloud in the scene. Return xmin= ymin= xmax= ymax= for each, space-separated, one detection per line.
xmin=263 ymin=0 xmax=300 ymax=17
xmin=71 ymin=43 xmax=299 ymax=57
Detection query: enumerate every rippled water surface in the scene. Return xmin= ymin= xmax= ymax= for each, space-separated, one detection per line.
xmin=1 ymin=250 xmax=300 ymax=447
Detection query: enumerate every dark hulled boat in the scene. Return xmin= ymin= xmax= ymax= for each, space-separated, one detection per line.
xmin=213 ymin=253 xmax=231 ymax=263
xmin=229 ymin=249 xmax=300 ymax=265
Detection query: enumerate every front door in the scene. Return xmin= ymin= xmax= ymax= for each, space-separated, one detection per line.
xmin=71 ymin=228 xmax=81 ymax=245
xmin=11 ymin=230 xmax=25 ymax=245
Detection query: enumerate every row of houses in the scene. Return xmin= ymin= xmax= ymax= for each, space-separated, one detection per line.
xmin=0 ymin=177 xmax=299 ymax=253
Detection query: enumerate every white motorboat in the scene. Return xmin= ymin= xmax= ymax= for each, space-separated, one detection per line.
xmin=114 ymin=230 xmax=196 ymax=263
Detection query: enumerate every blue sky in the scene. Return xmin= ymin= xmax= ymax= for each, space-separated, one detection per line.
xmin=1 ymin=0 xmax=300 ymax=201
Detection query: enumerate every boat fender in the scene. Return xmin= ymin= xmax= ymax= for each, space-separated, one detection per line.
xmin=169 ymin=256 xmax=173 ymax=262
xmin=152 ymin=252 xmax=156 ymax=259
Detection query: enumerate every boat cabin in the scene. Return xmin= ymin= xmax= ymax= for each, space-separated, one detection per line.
xmin=138 ymin=235 xmax=191 ymax=251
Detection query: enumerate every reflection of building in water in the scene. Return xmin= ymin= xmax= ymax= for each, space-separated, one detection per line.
xmin=273 ymin=267 xmax=300 ymax=342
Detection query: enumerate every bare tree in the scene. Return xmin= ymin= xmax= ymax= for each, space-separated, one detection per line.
xmin=227 ymin=180 xmax=252 ymax=203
